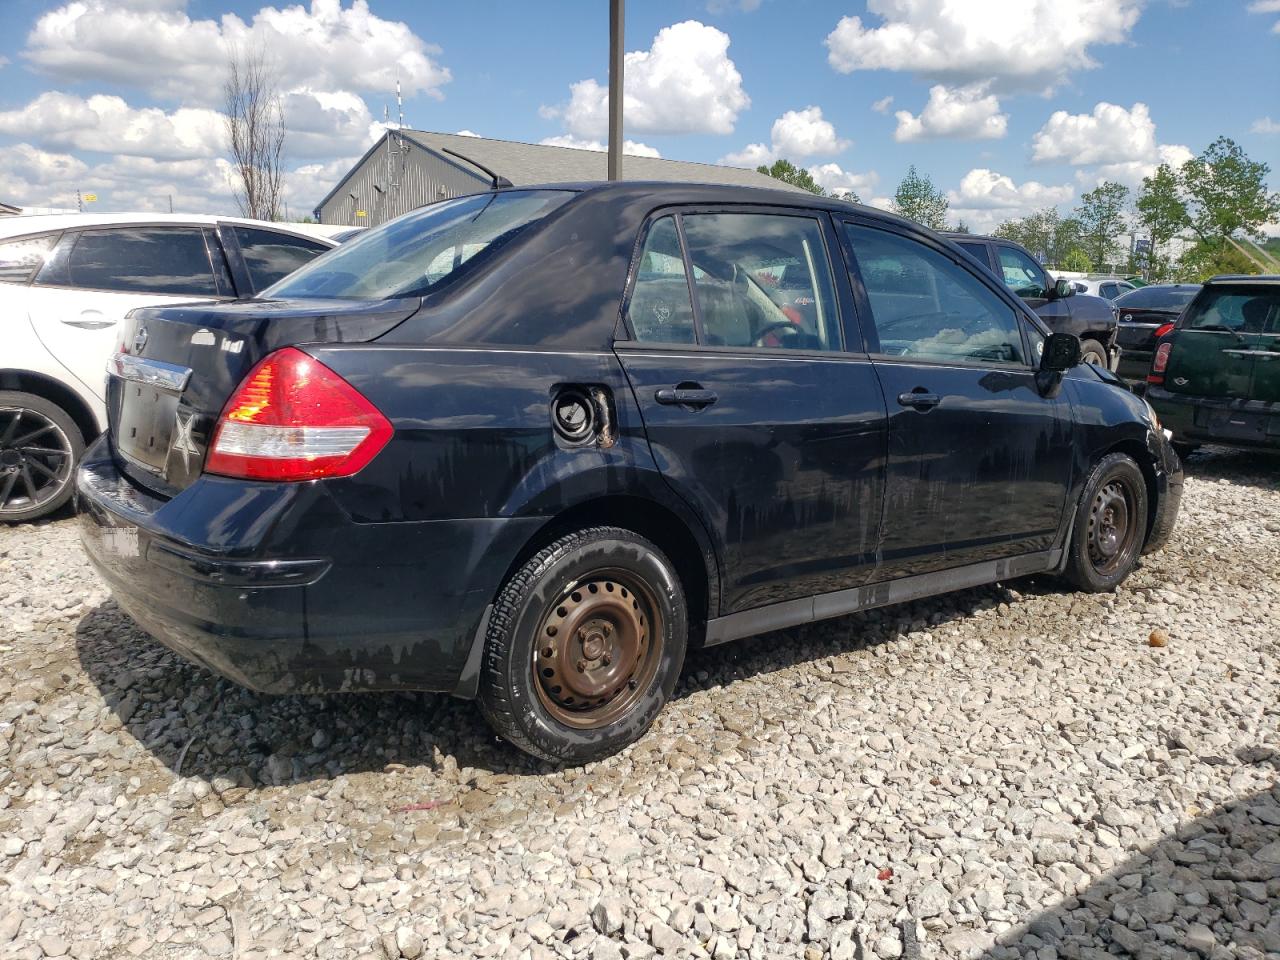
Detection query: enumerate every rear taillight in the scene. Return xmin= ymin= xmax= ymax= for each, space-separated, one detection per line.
xmin=1154 ymin=322 xmax=1175 ymax=339
xmin=205 ymin=347 xmax=393 ymax=481
xmin=1148 ymin=340 xmax=1173 ymax=385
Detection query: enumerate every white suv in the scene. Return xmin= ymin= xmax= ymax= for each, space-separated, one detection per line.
xmin=0 ymin=213 xmax=340 ymax=521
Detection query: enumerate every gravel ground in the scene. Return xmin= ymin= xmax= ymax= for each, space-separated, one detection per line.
xmin=1 ymin=447 xmax=1278 ymax=960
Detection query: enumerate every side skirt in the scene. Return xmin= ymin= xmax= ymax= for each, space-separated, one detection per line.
xmin=703 ymin=550 xmax=1061 ymax=647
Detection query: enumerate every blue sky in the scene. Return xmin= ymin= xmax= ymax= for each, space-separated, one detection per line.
xmin=0 ymin=0 xmax=1276 ymax=229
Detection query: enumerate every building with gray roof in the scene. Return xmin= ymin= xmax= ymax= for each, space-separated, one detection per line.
xmin=315 ymin=130 xmax=799 ymax=226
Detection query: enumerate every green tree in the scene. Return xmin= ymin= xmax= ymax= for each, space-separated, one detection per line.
xmin=1134 ymin=163 xmax=1188 ymax=280
xmin=1051 ymin=216 xmax=1083 ymax=267
xmin=1074 ymin=181 xmax=1130 ymax=271
xmin=1061 ymin=247 xmax=1093 ymax=273
xmin=756 ymin=159 xmax=825 ymax=196
xmin=1178 ymin=136 xmax=1280 ymax=277
xmin=893 ymin=165 xmax=949 ymax=229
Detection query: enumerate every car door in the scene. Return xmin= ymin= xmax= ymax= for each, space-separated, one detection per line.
xmin=1248 ymin=291 xmax=1280 ymax=408
xmin=839 ymin=219 xmax=1074 ymax=580
xmin=24 ymin=225 xmax=229 ymax=401
xmin=614 ymin=209 xmax=888 ymax=615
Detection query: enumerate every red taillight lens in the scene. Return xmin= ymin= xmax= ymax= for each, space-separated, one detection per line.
xmin=1147 ymin=340 xmax=1173 ymax=385
xmin=1154 ymin=322 xmax=1175 ymax=340
xmin=205 ymin=347 xmax=393 ymax=481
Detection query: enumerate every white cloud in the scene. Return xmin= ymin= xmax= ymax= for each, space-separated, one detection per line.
xmin=1253 ymin=117 xmax=1280 ymax=135
xmin=553 ymin=21 xmax=749 ymax=138
xmin=1248 ymin=0 xmax=1280 ymax=32
xmin=893 ymin=83 xmax=1007 ymax=141
xmin=23 ymin=0 xmax=452 ymax=105
xmin=871 ymin=95 xmax=894 ymax=113
xmin=1031 ymin=101 xmax=1192 ymax=187
xmin=455 ymin=129 xmax=481 ymax=137
xmin=538 ymin=135 xmax=661 ymax=158
xmin=808 ymin=162 xmax=879 ymax=200
xmin=720 ymin=105 xmax=848 ymax=166
xmin=947 ymin=168 xmax=1074 ymax=231
xmin=825 ymin=0 xmax=1144 ymax=92
xmin=770 ymin=107 xmax=850 ymax=157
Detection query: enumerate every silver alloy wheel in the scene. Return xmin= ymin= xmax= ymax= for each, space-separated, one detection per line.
xmin=0 ymin=406 xmax=75 ymax=517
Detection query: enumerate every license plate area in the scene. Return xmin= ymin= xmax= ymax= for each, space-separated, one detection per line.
xmin=117 ymin=381 xmax=180 ymax=473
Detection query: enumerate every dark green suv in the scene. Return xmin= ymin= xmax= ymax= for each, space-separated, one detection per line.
xmin=1146 ymin=275 xmax=1280 ymax=455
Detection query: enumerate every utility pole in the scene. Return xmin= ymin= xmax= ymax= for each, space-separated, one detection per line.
xmin=76 ymin=189 xmax=82 ymax=213
xmin=607 ymin=0 xmax=624 ymax=181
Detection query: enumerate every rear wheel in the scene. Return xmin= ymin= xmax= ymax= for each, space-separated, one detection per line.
xmin=1061 ymin=453 xmax=1148 ymax=592
xmin=1079 ymin=338 xmax=1109 ymax=368
xmin=477 ymin=526 xmax=687 ymax=764
xmin=0 ymin=391 xmax=83 ymax=523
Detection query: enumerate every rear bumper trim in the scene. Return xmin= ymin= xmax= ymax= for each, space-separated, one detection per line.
xmin=147 ymin=540 xmax=330 ymax=587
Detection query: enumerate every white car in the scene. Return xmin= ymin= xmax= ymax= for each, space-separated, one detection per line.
xmin=0 ymin=213 xmax=339 ymax=521
xmin=1071 ymin=277 xmax=1138 ymax=301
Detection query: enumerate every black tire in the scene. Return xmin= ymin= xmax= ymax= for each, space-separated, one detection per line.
xmin=0 ymin=391 xmax=84 ymax=523
xmin=1171 ymin=441 xmax=1199 ymax=461
xmin=477 ymin=526 xmax=688 ymax=764
xmin=1061 ymin=453 xmax=1148 ymax=592
xmin=1080 ymin=338 xmax=1108 ymax=368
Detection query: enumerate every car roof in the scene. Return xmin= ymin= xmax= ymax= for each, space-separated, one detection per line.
xmin=0 ymin=212 xmax=337 ymax=244
xmin=1203 ymin=274 xmax=1280 ymax=285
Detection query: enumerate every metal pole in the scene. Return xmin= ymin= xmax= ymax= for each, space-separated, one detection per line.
xmin=608 ymin=0 xmax=624 ymax=181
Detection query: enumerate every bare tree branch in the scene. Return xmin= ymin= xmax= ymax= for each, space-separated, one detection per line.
xmin=224 ymin=43 xmax=286 ymax=221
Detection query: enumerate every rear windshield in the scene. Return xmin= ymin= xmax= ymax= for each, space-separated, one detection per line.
xmin=1115 ymin=285 xmax=1200 ymax=310
xmin=265 ymin=190 xmax=574 ymax=300
xmin=1181 ymin=286 xmax=1280 ymax=333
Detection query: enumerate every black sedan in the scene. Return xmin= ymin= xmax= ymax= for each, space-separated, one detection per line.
xmin=76 ymin=182 xmax=1183 ymax=763
xmin=1114 ymin=283 xmax=1202 ymax=383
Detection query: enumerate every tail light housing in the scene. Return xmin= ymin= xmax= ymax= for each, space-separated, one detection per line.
xmin=1148 ymin=340 xmax=1174 ymax=386
xmin=205 ymin=347 xmax=393 ymax=481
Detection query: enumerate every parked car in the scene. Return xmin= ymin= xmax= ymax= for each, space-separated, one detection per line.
xmin=1145 ymin=275 xmax=1279 ymax=456
xmin=942 ymin=233 xmax=1121 ymax=369
xmin=1072 ymin=277 xmax=1139 ymax=301
xmin=77 ymin=183 xmax=1183 ymax=763
xmin=1114 ymin=283 xmax=1202 ymax=383
xmin=0 ymin=213 xmax=338 ymax=521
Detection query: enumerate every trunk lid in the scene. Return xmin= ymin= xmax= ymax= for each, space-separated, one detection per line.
xmin=108 ymin=297 xmax=419 ymax=495
xmin=1116 ymin=307 xmax=1178 ymax=353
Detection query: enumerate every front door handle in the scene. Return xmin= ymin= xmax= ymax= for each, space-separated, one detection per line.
xmin=897 ymin=390 xmax=941 ymax=410
xmin=655 ymin=386 xmax=718 ymax=407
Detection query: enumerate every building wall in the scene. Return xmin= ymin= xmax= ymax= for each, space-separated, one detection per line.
xmin=317 ymin=133 xmax=487 ymax=226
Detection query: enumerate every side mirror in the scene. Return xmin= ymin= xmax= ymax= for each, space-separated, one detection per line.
xmin=1041 ymin=332 xmax=1081 ymax=372
xmin=1051 ymin=277 xmax=1075 ymax=300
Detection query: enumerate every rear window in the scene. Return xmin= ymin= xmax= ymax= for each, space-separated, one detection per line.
xmin=1181 ymin=286 xmax=1280 ymax=333
xmin=265 ymin=190 xmax=574 ymax=300
xmin=1116 ymin=285 xmax=1200 ymax=310
xmin=233 ymin=227 xmax=331 ymax=291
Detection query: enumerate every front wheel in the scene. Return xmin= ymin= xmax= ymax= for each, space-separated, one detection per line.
xmin=1079 ymin=338 xmax=1109 ymax=368
xmin=477 ymin=526 xmax=688 ymax=764
xmin=0 ymin=391 xmax=84 ymax=523
xmin=1061 ymin=453 xmax=1148 ymax=592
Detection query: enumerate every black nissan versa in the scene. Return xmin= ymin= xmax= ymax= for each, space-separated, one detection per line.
xmin=77 ymin=183 xmax=1183 ymax=763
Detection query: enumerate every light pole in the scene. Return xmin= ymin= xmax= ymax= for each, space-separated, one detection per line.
xmin=608 ymin=0 xmax=624 ymax=181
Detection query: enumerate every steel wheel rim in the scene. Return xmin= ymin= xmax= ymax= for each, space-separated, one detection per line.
xmin=0 ymin=406 xmax=73 ymax=517
xmin=532 ymin=569 xmax=664 ymax=730
xmin=1087 ymin=477 xmax=1138 ymax=576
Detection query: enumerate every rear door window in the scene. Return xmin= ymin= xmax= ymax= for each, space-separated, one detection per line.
xmin=625 ymin=217 xmax=697 ymax=344
xmin=38 ymin=226 xmax=218 ymax=296
xmin=231 ymin=227 xmax=330 ymax=291
xmin=0 ymin=233 xmax=58 ymax=283
xmin=954 ymin=240 xmax=990 ymax=267
xmin=679 ymin=212 xmax=841 ymax=351
xmin=846 ymin=224 xmax=1025 ymax=366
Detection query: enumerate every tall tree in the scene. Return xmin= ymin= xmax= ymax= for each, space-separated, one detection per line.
xmin=1134 ymin=164 xmax=1188 ymax=280
xmin=224 ymin=43 xmax=286 ymax=221
xmin=893 ymin=165 xmax=949 ymax=230
xmin=756 ymin=159 xmax=825 ymax=196
xmin=1074 ymin=182 xmax=1130 ymax=271
xmin=1178 ymin=136 xmax=1280 ymax=277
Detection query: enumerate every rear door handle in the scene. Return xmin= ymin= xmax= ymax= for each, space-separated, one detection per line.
xmin=897 ymin=390 xmax=941 ymax=410
xmin=62 ymin=311 xmax=115 ymax=330
xmin=655 ymin=387 xmax=718 ymax=407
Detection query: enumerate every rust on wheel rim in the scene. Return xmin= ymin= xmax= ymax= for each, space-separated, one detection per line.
xmin=1087 ymin=477 xmax=1138 ymax=576
xmin=533 ymin=572 xmax=664 ymax=729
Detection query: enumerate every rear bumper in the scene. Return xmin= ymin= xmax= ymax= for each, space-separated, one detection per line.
xmin=1144 ymin=428 xmax=1183 ymax=555
xmin=76 ymin=436 xmax=539 ymax=694
xmin=1147 ymin=387 xmax=1280 ymax=450
xmin=1115 ymin=351 xmax=1151 ymax=384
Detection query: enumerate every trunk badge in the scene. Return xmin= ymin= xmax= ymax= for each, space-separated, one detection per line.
xmin=1173 ymin=377 xmax=1188 ymax=386
xmin=133 ymin=326 xmax=148 ymax=353
xmin=171 ymin=411 xmax=200 ymax=473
